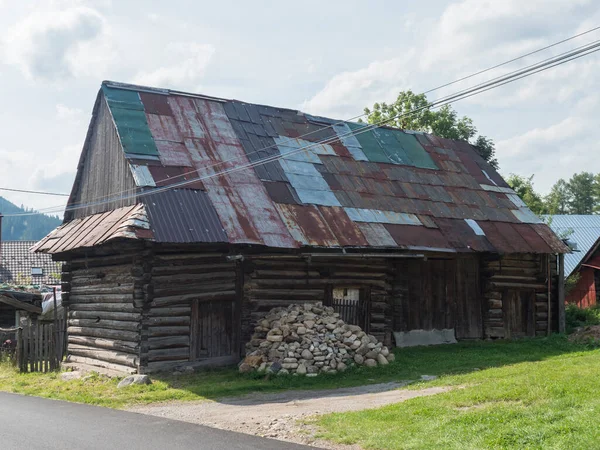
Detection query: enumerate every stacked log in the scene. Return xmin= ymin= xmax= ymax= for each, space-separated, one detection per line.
xmin=65 ymin=253 xmax=142 ymax=373
xmin=481 ymin=253 xmax=556 ymax=338
xmin=143 ymin=251 xmax=237 ymax=373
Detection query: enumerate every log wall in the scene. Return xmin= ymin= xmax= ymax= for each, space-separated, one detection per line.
xmin=142 ymin=249 xmax=238 ymax=373
xmin=392 ymin=256 xmax=482 ymax=339
xmin=62 ymin=252 xmax=142 ymax=373
xmin=242 ymin=256 xmax=394 ymax=345
xmin=481 ymin=253 xmax=558 ymax=339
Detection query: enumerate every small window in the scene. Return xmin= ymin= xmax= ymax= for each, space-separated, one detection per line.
xmin=31 ymin=267 xmax=43 ymax=276
xmin=333 ymin=287 xmax=360 ymax=302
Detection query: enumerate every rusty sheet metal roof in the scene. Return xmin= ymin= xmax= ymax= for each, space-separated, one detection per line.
xmin=33 ymin=204 xmax=152 ymax=254
xmin=38 ymin=81 xmax=569 ymax=254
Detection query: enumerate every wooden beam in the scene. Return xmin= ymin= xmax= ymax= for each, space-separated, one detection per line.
xmin=0 ymin=295 xmax=42 ymax=314
xmin=558 ymin=253 xmax=565 ymax=334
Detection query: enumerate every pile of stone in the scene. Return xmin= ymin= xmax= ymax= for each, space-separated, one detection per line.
xmin=239 ymin=303 xmax=394 ymax=376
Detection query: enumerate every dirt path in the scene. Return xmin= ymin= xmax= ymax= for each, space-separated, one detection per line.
xmin=129 ymin=382 xmax=450 ymax=448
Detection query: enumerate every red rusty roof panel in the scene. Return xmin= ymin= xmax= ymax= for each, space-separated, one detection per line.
xmin=275 ymin=204 xmax=338 ymax=247
xmin=385 ymin=223 xmax=453 ymax=250
xmin=434 ymin=218 xmax=495 ymax=252
xmin=318 ymin=206 xmax=369 ymax=247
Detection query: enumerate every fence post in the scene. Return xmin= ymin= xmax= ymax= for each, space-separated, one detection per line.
xmin=16 ymin=327 xmax=22 ymax=371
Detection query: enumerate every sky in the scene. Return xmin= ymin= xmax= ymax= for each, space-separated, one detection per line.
xmin=1 ymin=0 xmax=600 ymax=214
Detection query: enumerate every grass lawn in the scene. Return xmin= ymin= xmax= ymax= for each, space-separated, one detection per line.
xmin=314 ymin=337 xmax=600 ymax=449
xmin=0 ymin=336 xmax=590 ymax=415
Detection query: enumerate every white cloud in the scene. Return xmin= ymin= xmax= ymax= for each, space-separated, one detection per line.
xmin=56 ymin=103 xmax=85 ymax=124
xmin=29 ymin=143 xmax=81 ymax=195
xmin=301 ymin=55 xmax=413 ymax=118
xmin=420 ymin=0 xmax=594 ymax=71
xmin=2 ymin=4 xmax=113 ymax=81
xmin=133 ymin=42 xmax=215 ymax=90
xmin=497 ymin=115 xmax=600 ymax=193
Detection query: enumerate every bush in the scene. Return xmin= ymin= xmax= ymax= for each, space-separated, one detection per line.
xmin=565 ymin=303 xmax=600 ymax=333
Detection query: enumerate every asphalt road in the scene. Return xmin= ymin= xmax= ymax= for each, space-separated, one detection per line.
xmin=0 ymin=392 xmax=315 ymax=449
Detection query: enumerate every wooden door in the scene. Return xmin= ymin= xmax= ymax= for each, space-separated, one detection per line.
xmin=454 ymin=258 xmax=482 ymax=339
xmin=503 ymin=289 xmax=535 ymax=338
xmin=191 ymin=299 xmax=237 ymax=360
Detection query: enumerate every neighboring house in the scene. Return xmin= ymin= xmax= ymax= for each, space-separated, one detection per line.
xmin=0 ymin=241 xmax=60 ymax=286
xmin=547 ymin=215 xmax=600 ymax=308
xmin=34 ymin=81 xmax=568 ymax=374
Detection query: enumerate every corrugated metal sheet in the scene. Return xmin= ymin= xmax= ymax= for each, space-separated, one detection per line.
xmin=35 ymin=81 xmax=568 ymax=255
xmin=545 ymin=215 xmax=600 ymax=276
xmin=143 ymin=189 xmax=227 ymax=243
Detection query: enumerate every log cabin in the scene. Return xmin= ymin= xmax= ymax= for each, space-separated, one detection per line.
xmin=33 ymin=81 xmax=569 ymax=374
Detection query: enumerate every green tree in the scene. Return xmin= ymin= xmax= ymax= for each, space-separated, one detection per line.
xmin=566 ymin=172 xmax=596 ymax=214
xmin=545 ymin=179 xmax=570 ymax=215
xmin=506 ymin=174 xmax=546 ymax=215
xmin=363 ymin=90 xmax=499 ymax=169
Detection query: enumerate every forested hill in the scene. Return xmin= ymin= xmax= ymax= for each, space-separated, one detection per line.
xmin=0 ymin=197 xmax=62 ymax=241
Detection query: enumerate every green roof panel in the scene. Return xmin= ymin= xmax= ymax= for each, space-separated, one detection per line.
xmin=346 ymin=122 xmax=390 ymax=163
xmin=373 ymin=128 xmax=413 ymax=166
xmin=102 ymin=85 xmax=158 ymax=157
xmin=394 ymin=132 xmax=438 ymax=170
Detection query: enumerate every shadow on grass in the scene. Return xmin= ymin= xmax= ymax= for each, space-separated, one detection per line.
xmin=147 ymin=335 xmax=593 ymax=404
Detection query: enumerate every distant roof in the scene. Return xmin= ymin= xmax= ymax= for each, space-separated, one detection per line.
xmin=546 ymin=215 xmax=600 ymax=276
xmin=0 ymin=241 xmax=60 ymax=285
xmin=35 ymin=81 xmax=567 ymax=255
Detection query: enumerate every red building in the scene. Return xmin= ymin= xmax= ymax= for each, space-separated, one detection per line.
xmin=549 ymin=216 xmax=600 ymax=308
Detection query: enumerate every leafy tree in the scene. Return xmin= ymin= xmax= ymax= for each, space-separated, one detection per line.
xmin=545 ymin=179 xmax=570 ymax=215
xmin=506 ymin=174 xmax=546 ymax=215
xmin=363 ymin=90 xmax=499 ymax=169
xmin=595 ymin=173 xmax=600 ymax=213
xmin=566 ymin=172 xmax=596 ymax=214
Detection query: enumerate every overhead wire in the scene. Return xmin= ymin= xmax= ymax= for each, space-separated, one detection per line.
xmin=5 ymin=35 xmax=600 ymax=217
xmin=20 ymin=25 xmax=600 ymax=215
xmin=0 ymin=187 xmax=69 ymax=197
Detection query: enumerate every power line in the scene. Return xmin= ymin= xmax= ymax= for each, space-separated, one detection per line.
xmin=24 ymin=25 xmax=600 ymax=215
xmin=5 ymin=36 xmax=600 ymax=217
xmin=0 ymin=187 xmax=69 ymax=197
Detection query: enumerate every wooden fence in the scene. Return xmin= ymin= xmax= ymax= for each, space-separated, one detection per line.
xmin=0 ymin=318 xmax=65 ymax=373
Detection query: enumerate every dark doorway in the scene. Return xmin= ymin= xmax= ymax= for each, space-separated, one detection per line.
xmin=502 ymin=289 xmax=535 ymax=338
xmin=190 ymin=299 xmax=237 ymax=360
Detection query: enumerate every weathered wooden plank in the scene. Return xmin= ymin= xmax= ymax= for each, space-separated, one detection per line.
xmin=67 ymin=355 xmax=137 ymax=374
xmin=147 ymin=316 xmax=190 ymax=326
xmin=151 ymin=263 xmax=235 ymax=276
xmin=68 ymin=335 xmax=139 ymax=353
xmin=151 ymin=291 xmax=236 ymax=308
xmin=69 ymin=303 xmax=140 ymax=313
xmin=68 ymin=319 xmax=140 ymax=332
xmin=149 ymin=326 xmax=189 ymax=337
xmin=147 ymin=306 xmax=191 ymax=317
xmin=67 ymin=326 xmax=139 ymax=342
xmin=147 ymin=347 xmax=190 ymax=362
xmin=148 ymin=336 xmax=190 ymax=350
xmin=69 ymin=311 xmax=140 ymax=322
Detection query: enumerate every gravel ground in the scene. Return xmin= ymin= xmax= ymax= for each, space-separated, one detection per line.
xmin=129 ymin=382 xmax=450 ymax=448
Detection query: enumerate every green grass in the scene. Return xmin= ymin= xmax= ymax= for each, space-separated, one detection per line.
xmin=0 ymin=335 xmax=589 ymax=415
xmin=313 ymin=336 xmax=600 ymax=449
